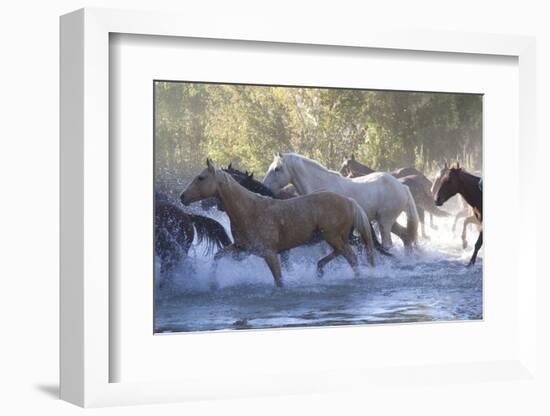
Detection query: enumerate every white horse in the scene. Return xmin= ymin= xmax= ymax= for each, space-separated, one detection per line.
xmin=263 ymin=152 xmax=420 ymax=250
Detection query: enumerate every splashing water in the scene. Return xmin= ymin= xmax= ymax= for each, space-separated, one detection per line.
xmin=154 ymin=202 xmax=482 ymax=333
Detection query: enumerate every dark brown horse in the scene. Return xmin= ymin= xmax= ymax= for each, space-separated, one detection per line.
xmin=431 ymin=163 xmax=481 ymax=248
xmin=155 ymin=197 xmax=231 ymax=274
xmin=339 ymin=155 xmax=447 ymax=238
xmin=435 ymin=166 xmax=482 ymax=266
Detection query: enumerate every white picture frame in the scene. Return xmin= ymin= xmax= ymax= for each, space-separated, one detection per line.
xmin=60 ymin=7 xmax=538 ymax=408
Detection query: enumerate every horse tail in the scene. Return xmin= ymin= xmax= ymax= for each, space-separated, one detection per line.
xmin=404 ymin=186 xmax=420 ymax=247
xmin=187 ymin=213 xmax=232 ymax=255
xmin=348 ymin=224 xmax=392 ymax=257
xmin=350 ymin=200 xmax=376 ymax=267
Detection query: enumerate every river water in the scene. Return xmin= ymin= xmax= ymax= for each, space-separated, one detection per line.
xmin=154 ymin=203 xmax=482 ymax=333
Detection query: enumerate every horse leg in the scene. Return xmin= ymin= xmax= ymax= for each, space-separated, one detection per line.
xmin=468 ymin=231 xmax=483 ymax=266
xmin=263 ymin=252 xmax=283 ymax=288
xmin=461 ymin=215 xmax=477 ymax=249
xmin=391 ymin=222 xmax=413 ymax=251
xmin=316 ymin=250 xmax=340 ymax=278
xmin=341 ymin=244 xmax=360 ymax=278
xmin=452 ymin=208 xmax=468 ymax=232
xmin=317 ymin=233 xmax=353 ymax=277
xmin=378 ymin=220 xmax=394 ymax=250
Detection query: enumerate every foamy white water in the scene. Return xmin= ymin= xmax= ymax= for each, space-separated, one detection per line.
xmin=154 ymin=198 xmax=482 ymax=333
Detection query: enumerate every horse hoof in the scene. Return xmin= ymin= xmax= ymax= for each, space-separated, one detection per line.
xmin=462 ymin=241 xmax=468 ymax=249
xmin=316 ymin=269 xmax=324 ymax=279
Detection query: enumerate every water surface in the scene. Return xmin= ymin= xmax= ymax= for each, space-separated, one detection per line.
xmin=155 ymin=209 xmax=482 ymax=333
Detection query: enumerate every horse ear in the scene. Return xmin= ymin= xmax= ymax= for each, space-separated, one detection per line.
xmin=228 ymin=163 xmax=232 ymax=170
xmin=206 ymin=158 xmax=215 ymax=172
xmin=444 ymin=161 xmax=448 ymax=169
xmin=456 ymin=162 xmax=460 ymax=169
xmin=351 ymin=153 xmax=355 ymax=161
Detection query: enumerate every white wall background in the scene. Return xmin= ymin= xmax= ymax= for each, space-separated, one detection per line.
xmin=0 ymin=1 xmax=548 ymax=415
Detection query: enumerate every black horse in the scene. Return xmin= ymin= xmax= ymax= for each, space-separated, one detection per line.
xmin=155 ymin=194 xmax=231 ymax=274
xmin=200 ymin=164 xmax=276 ymax=210
xmin=435 ymin=165 xmax=482 ymax=266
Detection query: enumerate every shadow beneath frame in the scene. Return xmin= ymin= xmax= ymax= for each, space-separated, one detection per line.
xmin=34 ymin=383 xmax=59 ymax=399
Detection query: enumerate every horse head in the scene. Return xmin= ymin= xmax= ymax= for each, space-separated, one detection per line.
xmin=263 ymin=151 xmax=292 ymax=192
xmin=180 ymin=159 xmax=219 ymax=206
xmin=434 ymin=165 xmax=462 ymax=206
xmin=340 ymin=154 xmax=360 ymax=177
xmin=431 ymin=161 xmax=451 ymax=197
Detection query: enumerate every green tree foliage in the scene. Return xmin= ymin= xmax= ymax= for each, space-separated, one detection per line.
xmin=154 ymin=82 xmax=482 ymax=193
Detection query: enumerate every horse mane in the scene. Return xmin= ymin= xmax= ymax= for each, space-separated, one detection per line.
xmin=283 ymin=153 xmax=343 ymax=177
xmin=454 ymin=168 xmax=481 ymax=187
xmin=223 ymin=166 xmax=275 ymax=198
xmin=215 ymin=169 xmax=269 ymax=202
xmin=350 ymin=158 xmax=375 ymax=173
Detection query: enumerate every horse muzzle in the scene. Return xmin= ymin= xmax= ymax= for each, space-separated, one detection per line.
xmin=180 ymin=193 xmax=191 ymax=206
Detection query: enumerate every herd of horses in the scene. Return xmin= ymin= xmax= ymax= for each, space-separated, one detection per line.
xmin=157 ymin=153 xmax=483 ymax=288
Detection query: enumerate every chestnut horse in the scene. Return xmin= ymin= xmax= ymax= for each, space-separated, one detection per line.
xmin=435 ymin=166 xmax=483 ymax=266
xmin=180 ymin=160 xmax=376 ymax=287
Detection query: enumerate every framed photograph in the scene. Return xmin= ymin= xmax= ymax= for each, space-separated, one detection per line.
xmin=60 ymin=8 xmax=538 ymax=407
xmin=153 ymin=81 xmax=483 ymax=334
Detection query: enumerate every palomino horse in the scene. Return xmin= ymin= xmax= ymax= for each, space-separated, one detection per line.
xmin=431 ymin=163 xmax=481 ymax=249
xmin=155 ymin=196 xmax=231 ymax=274
xmin=435 ymin=165 xmax=483 ymax=266
xmin=180 ymin=160 xmax=376 ymax=287
xmin=263 ymin=152 xmax=420 ymax=250
xmin=224 ymin=165 xmax=392 ymax=257
xmin=339 ymin=155 xmax=447 ymax=238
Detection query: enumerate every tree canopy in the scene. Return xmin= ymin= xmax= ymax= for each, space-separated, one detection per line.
xmin=154 ymin=81 xmax=482 ymax=193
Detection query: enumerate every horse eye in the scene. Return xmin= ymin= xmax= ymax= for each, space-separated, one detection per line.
xmin=198 ymin=176 xmax=205 ymax=181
